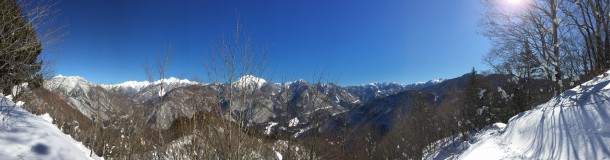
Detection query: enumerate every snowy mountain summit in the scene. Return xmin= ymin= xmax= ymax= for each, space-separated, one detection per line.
xmin=234 ymin=75 xmax=267 ymax=89
xmin=46 ymin=75 xmax=197 ymax=94
xmin=346 ymin=78 xmax=445 ymax=103
xmin=416 ymin=78 xmax=445 ymax=85
xmin=427 ymin=71 xmax=610 ymax=160
xmin=101 ymin=77 xmax=199 ymax=95
xmin=44 ymin=75 xmax=94 ymax=97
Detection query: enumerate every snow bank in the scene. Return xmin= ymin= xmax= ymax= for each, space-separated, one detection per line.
xmin=0 ymin=95 xmax=102 ymax=160
xmin=428 ymin=71 xmax=610 ymax=160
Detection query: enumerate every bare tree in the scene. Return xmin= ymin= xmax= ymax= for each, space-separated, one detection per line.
xmin=482 ymin=0 xmax=610 ymax=91
xmin=142 ymin=44 xmax=174 ymax=99
xmin=481 ymin=0 xmax=572 ymax=94
xmin=561 ymin=0 xmax=610 ymax=75
xmin=203 ymin=16 xmax=270 ymax=159
xmin=140 ymin=43 xmax=175 ymax=159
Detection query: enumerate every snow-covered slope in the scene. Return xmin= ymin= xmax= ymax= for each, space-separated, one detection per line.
xmin=428 ymin=71 xmax=610 ymax=159
xmin=0 ymin=95 xmax=101 ymax=160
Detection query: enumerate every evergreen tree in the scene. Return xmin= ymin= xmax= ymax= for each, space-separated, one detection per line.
xmin=458 ymin=68 xmax=486 ymax=139
xmin=0 ymin=0 xmax=43 ymax=93
xmin=407 ymin=91 xmax=437 ymax=158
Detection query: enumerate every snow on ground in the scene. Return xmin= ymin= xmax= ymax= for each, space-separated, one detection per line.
xmin=288 ymin=117 xmax=299 ymax=127
xmin=275 ymin=150 xmax=283 ymax=160
xmin=427 ymin=71 xmax=610 ymax=160
xmin=0 ymin=94 xmax=101 ymax=160
xmin=265 ymin=122 xmax=278 ymax=135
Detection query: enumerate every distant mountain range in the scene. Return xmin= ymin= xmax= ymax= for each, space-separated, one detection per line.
xmin=41 ymin=73 xmax=556 ymax=142
xmin=346 ymin=79 xmax=444 ymax=103
xmin=40 ymin=75 xmax=444 ymax=134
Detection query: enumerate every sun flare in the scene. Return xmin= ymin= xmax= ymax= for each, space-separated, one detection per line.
xmin=506 ymin=0 xmax=522 ymax=5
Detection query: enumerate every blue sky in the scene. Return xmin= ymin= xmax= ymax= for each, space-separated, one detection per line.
xmin=51 ymin=0 xmax=490 ymax=86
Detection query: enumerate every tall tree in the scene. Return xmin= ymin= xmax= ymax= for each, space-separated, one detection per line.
xmin=204 ymin=16 xmax=269 ymax=159
xmin=562 ymin=0 xmax=610 ymax=75
xmin=0 ymin=0 xmax=42 ymax=93
xmin=456 ymin=68 xmax=483 ymax=139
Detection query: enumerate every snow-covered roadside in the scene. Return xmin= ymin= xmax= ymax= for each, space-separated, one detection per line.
xmin=427 ymin=71 xmax=610 ymax=160
xmin=0 ymin=94 xmax=102 ymax=160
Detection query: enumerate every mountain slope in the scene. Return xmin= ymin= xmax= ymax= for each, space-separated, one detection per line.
xmin=0 ymin=94 xmax=101 ymax=160
xmin=427 ymin=71 xmax=610 ymax=160
xmin=44 ymin=76 xmax=137 ymax=122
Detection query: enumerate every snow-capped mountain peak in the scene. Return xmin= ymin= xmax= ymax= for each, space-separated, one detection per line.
xmin=100 ymin=77 xmax=199 ymax=95
xmin=101 ymin=81 xmax=150 ymax=92
xmin=364 ymin=82 xmax=403 ymax=87
xmin=415 ymin=78 xmax=445 ymax=85
xmin=153 ymin=77 xmax=199 ymax=85
xmin=234 ymin=75 xmax=267 ymax=89
xmin=50 ymin=75 xmax=89 ymax=84
xmin=44 ymin=75 xmax=94 ymax=95
xmin=429 ymin=78 xmax=445 ymax=84
xmin=102 ymin=77 xmax=199 ymax=88
xmin=345 ymin=78 xmax=446 ymax=103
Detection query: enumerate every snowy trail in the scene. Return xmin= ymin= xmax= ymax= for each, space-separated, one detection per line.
xmin=429 ymin=71 xmax=610 ymax=160
xmin=0 ymin=95 xmax=101 ymax=160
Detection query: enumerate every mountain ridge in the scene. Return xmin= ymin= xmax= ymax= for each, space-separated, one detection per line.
xmin=42 ymin=74 xmax=444 ymax=131
xmin=51 ymin=74 xmax=444 ymax=91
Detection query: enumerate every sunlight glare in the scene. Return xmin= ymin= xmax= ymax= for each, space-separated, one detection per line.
xmin=506 ymin=0 xmax=522 ymax=5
